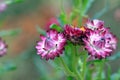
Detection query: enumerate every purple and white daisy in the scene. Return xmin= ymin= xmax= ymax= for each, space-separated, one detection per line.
xmin=83 ymin=31 xmax=117 ymax=59
xmin=0 ymin=38 xmax=7 ymax=57
xmin=64 ymin=25 xmax=85 ymax=45
xmin=85 ymin=19 xmax=104 ymax=31
xmin=36 ymin=29 xmax=66 ymax=60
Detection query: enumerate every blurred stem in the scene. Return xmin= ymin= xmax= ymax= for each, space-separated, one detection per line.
xmin=97 ymin=60 xmax=105 ymax=80
xmin=71 ymin=45 xmax=81 ymax=80
xmin=106 ymin=62 xmax=111 ymax=80
xmin=60 ymin=0 xmax=64 ymax=13
xmin=79 ymin=53 xmax=87 ymax=80
xmin=58 ymin=57 xmax=76 ymax=77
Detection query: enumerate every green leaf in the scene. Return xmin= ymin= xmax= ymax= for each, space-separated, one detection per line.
xmin=36 ymin=25 xmax=46 ymax=35
xmin=6 ymin=0 xmax=23 ymax=4
xmin=82 ymin=0 xmax=95 ymax=14
xmin=0 ymin=62 xmax=16 ymax=75
xmin=14 ymin=0 xmax=23 ymax=3
xmin=50 ymin=24 xmax=63 ymax=32
xmin=87 ymin=59 xmax=103 ymax=65
xmin=58 ymin=12 xmax=67 ymax=27
xmin=3 ymin=62 xmax=17 ymax=71
xmin=67 ymin=76 xmax=74 ymax=80
xmin=0 ymin=28 xmax=21 ymax=37
xmin=73 ymin=0 xmax=82 ymax=8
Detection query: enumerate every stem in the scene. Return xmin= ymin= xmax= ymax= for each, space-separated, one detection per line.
xmin=71 ymin=45 xmax=81 ymax=80
xmin=58 ymin=57 xmax=75 ymax=77
xmin=81 ymin=55 xmax=87 ymax=80
xmin=106 ymin=63 xmax=111 ymax=80
xmin=97 ymin=60 xmax=105 ymax=80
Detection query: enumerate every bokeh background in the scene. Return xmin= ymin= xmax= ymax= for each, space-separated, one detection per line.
xmin=0 ymin=0 xmax=120 ymax=80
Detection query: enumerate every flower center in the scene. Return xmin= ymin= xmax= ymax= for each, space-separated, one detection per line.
xmin=43 ymin=38 xmax=57 ymax=53
xmin=93 ymin=38 xmax=105 ymax=49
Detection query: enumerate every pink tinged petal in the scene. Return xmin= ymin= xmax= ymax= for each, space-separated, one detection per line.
xmin=47 ymin=29 xmax=57 ymax=39
xmin=0 ymin=38 xmax=7 ymax=57
xmin=93 ymin=19 xmax=104 ymax=27
xmin=40 ymin=35 xmax=46 ymax=40
xmin=35 ymin=45 xmax=41 ymax=49
xmin=86 ymin=19 xmax=105 ymax=31
xmin=47 ymin=53 xmax=55 ymax=60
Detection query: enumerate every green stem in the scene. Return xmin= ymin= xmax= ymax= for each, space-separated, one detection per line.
xmin=97 ymin=60 xmax=105 ymax=80
xmin=71 ymin=45 xmax=82 ymax=80
xmin=82 ymin=56 xmax=87 ymax=80
xmin=58 ymin=57 xmax=75 ymax=77
xmin=106 ymin=62 xmax=111 ymax=80
xmin=79 ymin=52 xmax=87 ymax=80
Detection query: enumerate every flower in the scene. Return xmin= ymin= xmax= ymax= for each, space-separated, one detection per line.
xmin=36 ymin=29 xmax=66 ymax=60
xmin=0 ymin=3 xmax=7 ymax=13
xmin=0 ymin=38 xmax=7 ymax=57
xmin=64 ymin=24 xmax=85 ymax=45
xmin=85 ymin=19 xmax=104 ymax=31
xmin=45 ymin=18 xmax=60 ymax=30
xmin=83 ymin=31 xmax=117 ymax=59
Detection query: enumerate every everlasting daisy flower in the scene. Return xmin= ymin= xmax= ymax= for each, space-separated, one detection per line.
xmin=64 ymin=25 xmax=85 ymax=45
xmin=84 ymin=31 xmax=117 ymax=59
xmin=45 ymin=18 xmax=60 ymax=30
xmin=85 ymin=19 xmax=104 ymax=31
xmin=36 ymin=29 xmax=66 ymax=60
xmin=0 ymin=38 xmax=7 ymax=57
xmin=0 ymin=3 xmax=7 ymax=13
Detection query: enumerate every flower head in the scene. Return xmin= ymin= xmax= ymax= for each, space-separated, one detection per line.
xmin=45 ymin=18 xmax=60 ymax=30
xmin=64 ymin=25 xmax=85 ymax=45
xmin=84 ymin=31 xmax=117 ymax=59
xmin=85 ymin=19 xmax=104 ymax=31
xmin=36 ymin=29 xmax=66 ymax=60
xmin=0 ymin=3 xmax=7 ymax=13
xmin=0 ymin=38 xmax=7 ymax=57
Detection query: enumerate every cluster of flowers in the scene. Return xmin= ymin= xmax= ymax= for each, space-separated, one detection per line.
xmin=36 ymin=19 xmax=117 ymax=60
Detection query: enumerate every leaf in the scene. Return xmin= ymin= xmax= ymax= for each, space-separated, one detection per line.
xmin=82 ymin=0 xmax=95 ymax=14
xmin=73 ymin=0 xmax=82 ymax=8
xmin=87 ymin=59 xmax=103 ymax=65
xmin=14 ymin=0 xmax=23 ymax=3
xmin=3 ymin=62 xmax=17 ymax=71
xmin=50 ymin=24 xmax=63 ymax=32
xmin=36 ymin=25 xmax=46 ymax=35
xmin=0 ymin=28 xmax=21 ymax=37
xmin=58 ymin=12 xmax=67 ymax=27
xmin=6 ymin=0 xmax=23 ymax=4
xmin=0 ymin=61 xmax=16 ymax=74
xmin=67 ymin=76 xmax=74 ymax=80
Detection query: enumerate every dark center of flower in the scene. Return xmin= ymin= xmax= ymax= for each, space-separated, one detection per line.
xmin=43 ymin=38 xmax=57 ymax=53
xmin=93 ymin=38 xmax=105 ymax=49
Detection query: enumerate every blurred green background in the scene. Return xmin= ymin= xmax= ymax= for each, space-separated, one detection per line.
xmin=0 ymin=0 xmax=120 ymax=80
